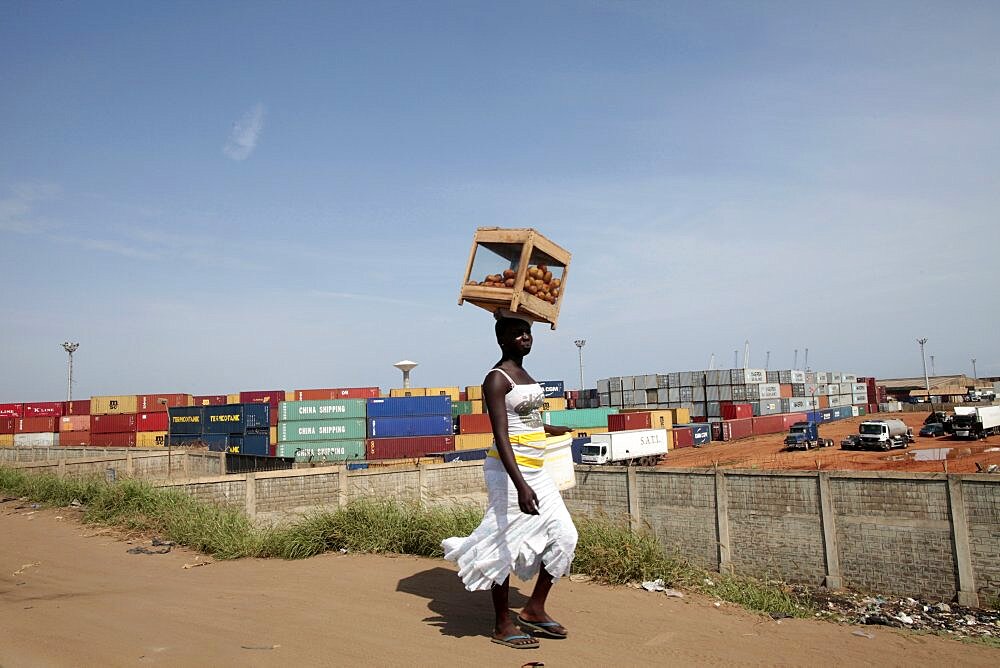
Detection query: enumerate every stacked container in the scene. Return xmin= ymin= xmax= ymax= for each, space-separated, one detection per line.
xmin=203 ymin=404 xmax=270 ymax=455
xmin=14 ymin=416 xmax=60 ymax=446
xmin=292 ymin=387 xmax=381 ymax=401
xmin=276 ymin=399 xmax=367 ymax=461
xmin=239 ymin=390 xmax=283 ymax=427
xmin=366 ymin=397 xmax=455 ymax=458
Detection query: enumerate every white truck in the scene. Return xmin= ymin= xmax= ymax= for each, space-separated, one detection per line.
xmin=952 ymin=406 xmax=1000 ymax=440
xmin=857 ymin=419 xmax=913 ymax=451
xmin=580 ymin=429 xmax=669 ymax=466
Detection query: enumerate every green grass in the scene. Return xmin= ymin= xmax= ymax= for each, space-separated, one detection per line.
xmin=1 ymin=466 xmax=810 ymax=617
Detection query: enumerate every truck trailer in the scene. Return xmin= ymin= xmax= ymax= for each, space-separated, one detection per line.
xmin=857 ymin=419 xmax=913 ymax=450
xmin=952 ymin=406 xmax=1000 ymax=440
xmin=580 ymin=429 xmax=669 ymax=466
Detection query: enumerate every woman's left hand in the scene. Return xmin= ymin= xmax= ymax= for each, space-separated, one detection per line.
xmin=544 ymin=424 xmax=572 ymax=436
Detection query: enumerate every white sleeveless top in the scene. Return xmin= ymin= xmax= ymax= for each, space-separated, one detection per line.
xmin=486 ymin=368 xmax=547 ymax=469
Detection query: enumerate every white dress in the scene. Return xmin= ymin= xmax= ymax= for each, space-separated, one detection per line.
xmin=441 ymin=368 xmax=578 ymax=591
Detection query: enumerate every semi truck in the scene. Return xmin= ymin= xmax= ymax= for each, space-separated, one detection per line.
xmin=580 ymin=429 xmax=669 ymax=466
xmin=952 ymin=406 xmax=1000 ymax=440
xmin=857 ymin=419 xmax=913 ymax=450
xmin=784 ymin=422 xmax=833 ymax=450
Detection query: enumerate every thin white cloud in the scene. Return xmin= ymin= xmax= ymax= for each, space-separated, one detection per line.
xmin=223 ymin=103 xmax=266 ymax=161
xmin=0 ymin=182 xmax=61 ymax=233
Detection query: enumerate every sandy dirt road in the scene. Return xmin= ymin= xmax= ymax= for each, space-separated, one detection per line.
xmin=660 ymin=412 xmax=1000 ymax=473
xmin=1 ymin=501 xmax=997 ymax=667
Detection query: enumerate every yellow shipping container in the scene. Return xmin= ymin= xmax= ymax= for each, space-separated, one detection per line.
xmin=90 ymin=395 xmax=138 ymax=415
xmin=455 ymin=433 xmax=493 ymax=450
xmin=670 ymin=408 xmax=691 ymax=425
xmin=136 ymin=431 xmax=167 ymax=447
xmin=466 ymin=385 xmax=483 ymax=401
xmin=469 ymin=400 xmax=485 ymax=414
xmin=645 ymin=410 xmax=673 ymax=431
xmin=390 ymin=387 xmax=427 ymax=397
xmin=425 ymin=387 xmax=461 ymax=401
xmin=285 ymin=390 xmax=296 ymax=401
xmin=0 ymin=434 xmax=13 ymax=447
xmin=270 ymin=427 xmax=277 ymax=445
xmin=571 ymin=428 xmax=606 ymax=439
xmin=227 ymin=394 xmax=240 ymax=404
xmin=541 ymin=397 xmax=567 ymax=412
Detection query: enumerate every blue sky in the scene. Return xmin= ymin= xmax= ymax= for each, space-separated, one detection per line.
xmin=2 ymin=1 xmax=998 ymax=401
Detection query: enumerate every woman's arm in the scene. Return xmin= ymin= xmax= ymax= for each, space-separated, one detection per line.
xmin=483 ymin=370 xmax=539 ymax=515
xmin=543 ymin=423 xmax=572 ymax=436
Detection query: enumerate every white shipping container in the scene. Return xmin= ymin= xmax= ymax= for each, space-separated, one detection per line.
xmin=758 ymin=383 xmax=781 ymax=399
xmin=597 ymin=379 xmax=610 ymax=394
xmin=839 ymin=382 xmax=853 ymax=394
xmin=14 ymin=432 xmax=60 ymax=447
xmin=707 ymin=386 xmax=720 ymax=401
xmin=852 ymin=383 xmax=867 ymax=394
xmin=852 ymin=392 xmax=868 ymax=405
xmin=815 ymin=372 xmax=829 ymax=384
xmin=745 ymin=368 xmax=767 ymax=384
xmin=719 ymin=386 xmax=733 ymax=401
xmin=826 ymin=384 xmax=840 ymax=396
xmin=790 ymin=370 xmax=806 ymax=384
xmin=831 ymin=373 xmax=843 ymax=383
xmin=879 ymin=401 xmax=903 ymax=412
xmin=851 ymin=406 xmax=861 ymax=417
xmin=829 ymin=395 xmax=848 ymax=407
xmin=843 ymin=373 xmax=858 ymax=383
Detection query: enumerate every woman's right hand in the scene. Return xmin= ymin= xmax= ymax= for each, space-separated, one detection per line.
xmin=516 ymin=481 xmax=539 ymax=515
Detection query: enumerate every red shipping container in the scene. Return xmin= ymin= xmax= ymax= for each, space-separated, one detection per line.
xmin=692 ymin=416 xmax=708 ymax=423
xmin=818 ymin=395 xmax=830 ymax=409
xmin=59 ymin=416 xmax=91 ymax=432
xmin=751 ymin=415 xmax=785 ymax=436
xmin=136 ymin=394 xmax=192 ymax=412
xmin=15 ymin=417 xmax=59 ymax=433
xmin=868 ymin=403 xmax=879 ymax=415
xmin=292 ymin=387 xmax=381 ymax=401
xmin=90 ymin=431 xmax=136 ymax=447
xmin=193 ymin=394 xmax=228 ymax=406
xmin=721 ymin=418 xmax=754 ymax=441
xmin=720 ymin=403 xmax=752 ymax=420
xmin=0 ymin=417 xmax=15 ymax=434
xmin=64 ymin=400 xmax=91 ymax=415
xmin=365 ymin=435 xmax=455 ymax=460
xmin=240 ymin=390 xmax=281 ymax=426
xmin=458 ymin=413 xmax=493 ymax=434
xmin=91 ymin=413 xmax=138 ymax=433
xmin=672 ymin=427 xmax=694 ymax=448
xmin=59 ymin=431 xmax=92 ymax=446
xmin=23 ymin=401 xmax=65 ymax=417
xmin=0 ymin=403 xmax=23 ymax=418
xmin=269 ymin=443 xmax=276 ymax=457
xmin=608 ymin=412 xmax=652 ymax=432
xmin=779 ymin=384 xmax=793 ymax=398
xmin=136 ymin=412 xmax=169 ymax=432
xmin=459 ymin=391 xmax=468 ymax=402
xmin=781 ymin=413 xmax=808 ymax=430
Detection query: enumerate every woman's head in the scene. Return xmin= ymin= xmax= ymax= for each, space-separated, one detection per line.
xmin=495 ymin=316 xmax=533 ymax=356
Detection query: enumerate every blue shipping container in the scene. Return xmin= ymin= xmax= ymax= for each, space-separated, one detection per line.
xmin=440 ymin=448 xmax=489 ymax=463
xmin=571 ymin=437 xmax=590 ymax=464
xmin=366 ymin=396 xmax=451 ymax=418
xmin=367 ymin=415 xmax=454 ymax=438
xmin=203 ymin=403 xmax=270 ymax=434
xmin=168 ymin=434 xmax=203 ymax=445
xmin=540 ymin=381 xmax=565 ymax=398
xmin=168 ymin=406 xmax=203 ymax=435
xmin=675 ymin=423 xmax=712 ymax=445
xmin=234 ymin=432 xmax=269 ymax=456
xmin=200 ymin=433 xmax=230 ymax=452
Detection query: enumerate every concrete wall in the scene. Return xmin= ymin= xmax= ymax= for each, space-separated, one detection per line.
xmin=4 ymin=446 xmax=998 ymax=606
xmin=1 ymin=447 xmax=223 ymax=479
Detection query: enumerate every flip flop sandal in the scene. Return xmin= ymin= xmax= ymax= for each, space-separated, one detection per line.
xmin=491 ymin=633 xmax=539 ymax=649
xmin=516 ymin=615 xmax=568 ymax=639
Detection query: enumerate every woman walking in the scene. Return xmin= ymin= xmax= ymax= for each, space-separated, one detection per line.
xmin=442 ymin=314 xmax=578 ymax=649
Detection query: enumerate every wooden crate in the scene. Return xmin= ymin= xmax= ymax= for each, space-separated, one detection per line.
xmin=458 ymin=227 xmax=571 ymax=329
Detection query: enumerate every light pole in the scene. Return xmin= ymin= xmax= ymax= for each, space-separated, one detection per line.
xmin=159 ymin=398 xmax=171 ymax=479
xmin=930 ymin=355 xmax=936 ymax=378
xmin=917 ymin=338 xmax=930 ymax=406
xmin=574 ymin=340 xmax=586 ymax=390
xmin=61 ymin=342 xmax=79 ymax=402
xmin=971 ymin=358 xmax=978 ymax=384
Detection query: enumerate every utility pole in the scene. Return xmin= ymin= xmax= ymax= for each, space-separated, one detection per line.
xmin=917 ymin=338 xmax=930 ymax=404
xmin=61 ymin=342 xmax=79 ymax=401
xmin=794 ymin=349 xmax=798 ymax=370
xmin=733 ymin=349 xmax=738 ymax=369
xmin=765 ymin=351 xmax=771 ymax=370
xmin=574 ymin=340 xmax=586 ymax=390
xmin=972 ymin=358 xmax=978 ymax=385
xmin=930 ymin=355 xmax=936 ymax=378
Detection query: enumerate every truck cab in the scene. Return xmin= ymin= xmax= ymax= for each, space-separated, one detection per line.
xmin=857 ymin=419 xmax=912 ymax=450
xmin=580 ymin=442 xmax=609 ymax=465
xmin=784 ymin=421 xmax=832 ymax=450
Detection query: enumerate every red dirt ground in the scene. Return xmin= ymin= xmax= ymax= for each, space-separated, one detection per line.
xmin=662 ymin=412 xmax=1000 ymax=473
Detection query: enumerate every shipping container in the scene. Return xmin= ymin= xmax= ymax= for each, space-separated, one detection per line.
xmin=542 ymin=407 xmax=618 ymax=429
xmin=541 ymin=397 xmax=567 ymax=412
xmin=58 ymin=431 xmax=91 ymax=446
xmin=0 ymin=417 xmax=15 ymax=434
xmin=90 ymin=395 xmax=138 ymax=415
xmin=136 ymin=394 xmax=193 ymax=412
xmin=466 ymin=385 xmax=483 ymax=401
xmin=64 ymin=400 xmax=91 ymax=416
xmin=270 ymin=426 xmax=277 ymax=445
xmin=0 ymin=403 xmax=24 ymax=418
xmin=91 ymin=414 xmax=137 ymax=434
xmin=424 ymin=387 xmax=461 ymax=401
xmin=672 ymin=427 xmax=694 ymax=448
xmin=454 ymin=433 xmax=494 ymax=450
xmin=23 ymin=401 xmax=64 ymax=417
xmin=226 ymin=394 xmax=240 ymax=404
xmin=367 ymin=415 xmax=453 ymax=438
xmin=389 ymin=387 xmax=428 ymax=397
xmin=366 ymin=435 xmax=456 ymax=460
xmin=469 ymin=400 xmax=485 ymax=414
xmin=136 ymin=412 xmax=169 ymax=432
xmin=757 ymin=400 xmax=782 ymax=416
xmin=90 ymin=431 xmax=136 ymax=447
xmin=193 ymin=394 xmax=228 ymax=406
xmin=451 ymin=401 xmax=473 ymax=417
xmin=852 ymin=392 xmax=868 ymax=405
xmin=766 ymin=370 xmax=780 ymax=384
xmin=623 ymin=409 xmax=672 ymax=431
xmin=720 ymin=403 xmax=753 ymax=420
xmin=278 ymin=399 xmax=366 ymax=422
xmin=366 ymin=396 xmax=451 ymax=418
xmin=58 ymin=416 xmax=90 ymax=432
xmin=276 ymin=441 xmax=366 ymax=461
xmin=751 ymin=415 xmax=786 ymax=436
xmin=204 ymin=404 xmax=270 ymax=434
xmin=15 ymin=416 xmax=59 ymax=433
xmin=458 ymin=413 xmax=493 ymax=434
xmin=540 ymin=380 xmax=565 ymax=398
xmin=0 ymin=433 xmax=13 ymax=446
xmin=168 ymin=406 xmax=203 ymax=435
xmin=239 ymin=390 xmax=282 ymax=426
xmin=721 ymin=418 xmax=753 ymax=441
xmin=279 ymin=419 xmax=367 ymax=442
xmin=14 ymin=432 xmax=60 ymax=447
xmin=815 ymin=372 xmax=829 ymax=384
xmin=136 ymin=431 xmax=167 ymax=447
xmin=670 ymin=407 xmax=692 ymax=425
xmin=233 ymin=432 xmax=270 ymax=456
xmin=608 ymin=412 xmax=651 ymax=432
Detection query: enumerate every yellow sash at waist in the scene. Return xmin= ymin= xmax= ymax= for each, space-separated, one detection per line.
xmin=487 ymin=430 xmax=548 ymax=469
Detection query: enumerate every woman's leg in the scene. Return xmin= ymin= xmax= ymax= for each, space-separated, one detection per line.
xmin=492 ymin=577 xmax=535 ymax=645
xmin=518 ymin=566 xmax=568 ymax=636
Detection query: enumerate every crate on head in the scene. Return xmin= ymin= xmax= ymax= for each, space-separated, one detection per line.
xmin=458 ymin=227 xmax=571 ymax=329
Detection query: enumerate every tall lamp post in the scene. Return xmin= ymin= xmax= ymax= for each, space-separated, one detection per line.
xmin=61 ymin=342 xmax=79 ymax=402
xmin=971 ymin=358 xmax=978 ymax=385
xmin=574 ymin=340 xmax=586 ymax=390
xmin=917 ymin=338 xmax=930 ymax=409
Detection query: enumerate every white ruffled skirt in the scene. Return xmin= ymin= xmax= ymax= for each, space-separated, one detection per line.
xmin=442 ymin=457 xmax=578 ymax=591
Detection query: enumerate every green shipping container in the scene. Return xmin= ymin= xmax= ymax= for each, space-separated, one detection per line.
xmin=451 ymin=401 xmax=473 ymax=417
xmin=279 ymin=399 xmax=366 ymax=421
xmin=542 ymin=407 xmax=618 ymax=429
xmin=858 ymin=406 xmax=867 ymax=416
xmin=279 ymin=418 xmax=366 ymax=442
xmin=277 ymin=440 xmax=366 ymax=461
